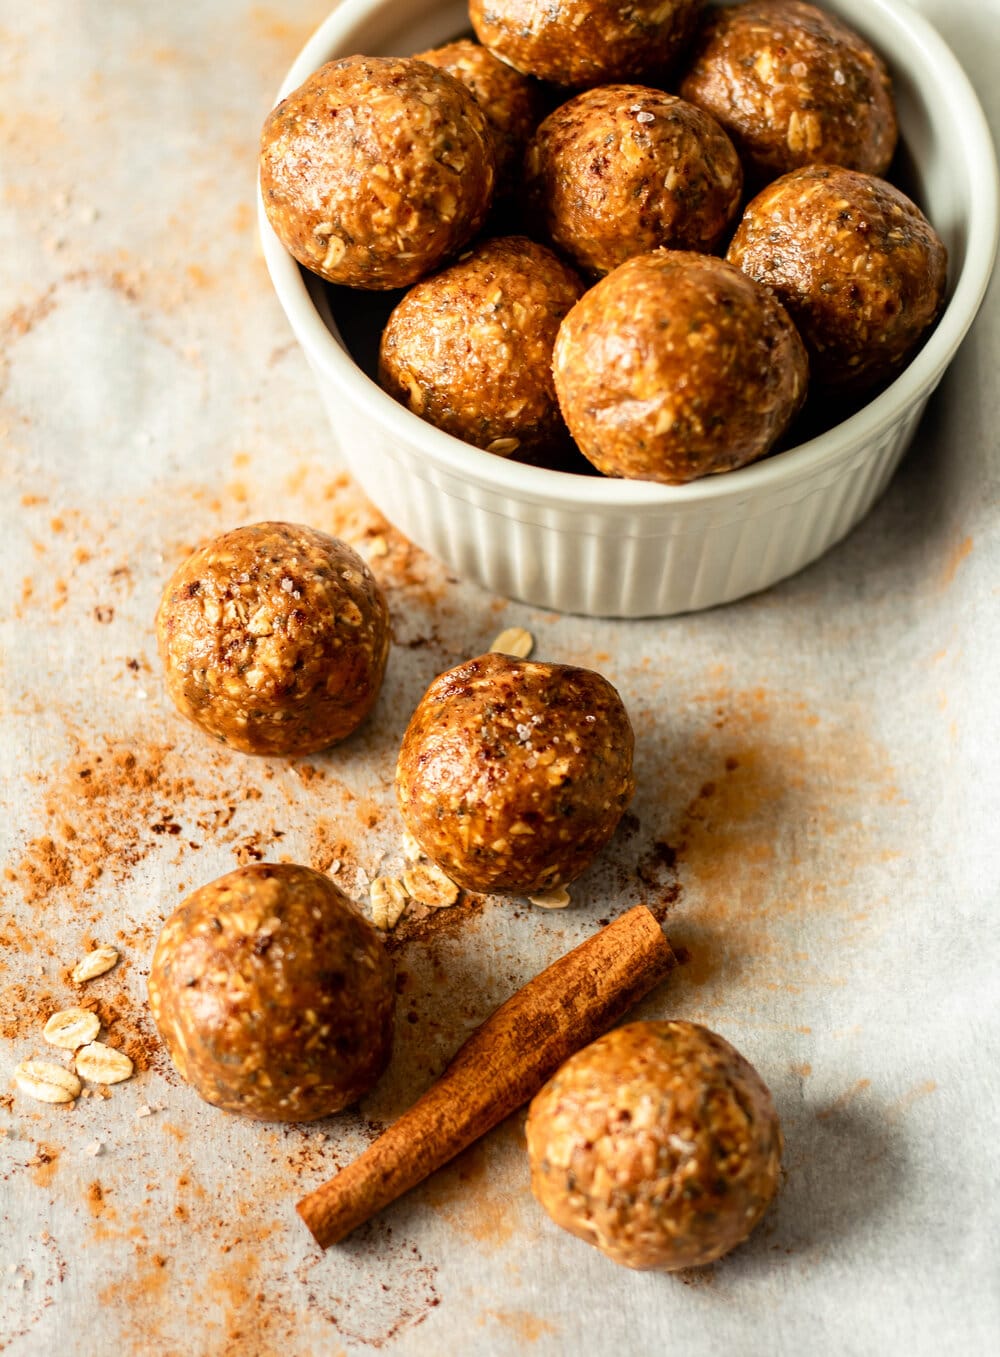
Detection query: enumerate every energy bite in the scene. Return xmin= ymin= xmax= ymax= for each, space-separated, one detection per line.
xmin=396 ymin=652 xmax=635 ymax=895
xmin=156 ymin=522 xmax=390 ymax=757
xmin=727 ymin=165 xmax=947 ymax=395
xmin=679 ymin=0 xmax=897 ymax=185
xmin=259 ymin=55 xmax=495 ymax=289
xmin=525 ymin=85 xmax=742 ymax=277
xmin=553 ymin=250 xmax=808 ymax=483
xmin=526 ymin=1020 xmax=783 ymax=1270
xmin=414 ymin=38 xmax=544 ymax=196
xmin=470 ymin=0 xmax=704 ymax=89
xmin=148 ymin=864 xmax=395 ymax=1122
xmin=378 ymin=236 xmax=585 ymax=458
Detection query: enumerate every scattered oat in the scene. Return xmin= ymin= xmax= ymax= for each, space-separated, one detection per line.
xmin=136 ymin=1104 xmax=154 ymax=1119
xmin=328 ymin=859 xmax=342 ymax=875
xmin=489 ymin=626 xmax=534 ymax=659
xmin=370 ymin=876 xmax=408 ymax=931
xmin=43 ymin=1007 xmax=101 ymax=1050
xmin=368 ymin=534 xmax=388 ymax=558
xmin=83 ymin=1140 xmax=103 ymax=1156
xmin=15 ymin=1059 xmax=82 ymax=1104
xmin=72 ymin=944 xmax=120 ymax=983
xmin=527 ymin=886 xmax=571 ymax=909
xmin=74 ymin=1042 xmax=134 ymax=1085
xmin=402 ymin=861 xmax=460 ymax=910
xmin=486 ymin=437 xmax=521 ymax=456
xmin=636 ymin=111 xmax=655 ymax=124
xmin=401 ymin=829 xmax=424 ymax=863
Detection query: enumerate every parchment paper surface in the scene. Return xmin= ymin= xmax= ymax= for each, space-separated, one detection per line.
xmin=1 ymin=2 xmax=997 ymax=1353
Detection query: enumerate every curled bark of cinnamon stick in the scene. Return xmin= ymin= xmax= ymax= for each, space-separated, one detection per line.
xmin=297 ymin=904 xmax=675 ymax=1248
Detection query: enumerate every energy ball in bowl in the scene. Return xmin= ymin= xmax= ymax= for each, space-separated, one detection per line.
xmin=396 ymin=652 xmax=635 ymax=895
xmin=148 ymin=864 xmax=395 ymax=1122
xmin=525 ymin=86 xmax=742 ymax=277
xmin=470 ymin=0 xmax=703 ymax=88
xmin=414 ymin=39 xmax=544 ymax=197
xmin=526 ymin=1020 xmax=783 ymax=1270
xmin=259 ymin=56 xmax=495 ymax=289
xmin=156 ymin=522 xmax=390 ymax=757
xmin=378 ymin=236 xmax=585 ymax=459
xmin=679 ymin=0 xmax=897 ymax=186
xmin=727 ymin=165 xmax=948 ymax=396
xmin=553 ymin=250 xmax=808 ymax=484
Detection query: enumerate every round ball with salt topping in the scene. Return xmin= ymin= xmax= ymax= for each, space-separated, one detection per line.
xmin=396 ymin=651 xmax=635 ymax=895
xmin=378 ymin=236 xmax=585 ymax=460
xmin=414 ymin=39 xmax=545 ymax=197
xmin=470 ymin=0 xmax=704 ymax=89
xmin=679 ymin=0 xmax=897 ymax=186
xmin=156 ymin=522 xmax=389 ymax=757
xmin=727 ymin=165 xmax=948 ymax=395
xmin=259 ymin=55 xmax=496 ymax=289
xmin=148 ymin=864 xmax=395 ymax=1122
xmin=553 ymin=250 xmax=808 ymax=484
xmin=525 ymin=85 xmax=742 ymax=277
xmin=526 ymin=1021 xmax=783 ymax=1270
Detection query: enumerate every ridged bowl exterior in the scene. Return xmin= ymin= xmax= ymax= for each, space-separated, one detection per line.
xmin=261 ymin=0 xmax=998 ymax=617
xmin=309 ymin=351 xmax=930 ymax=616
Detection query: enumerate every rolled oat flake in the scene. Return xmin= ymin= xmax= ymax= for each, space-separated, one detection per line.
xmin=15 ymin=1059 xmax=82 ymax=1103
xmin=75 ymin=1041 xmax=134 ymax=1085
xmin=72 ymin=944 xmax=120 ymax=984
xmin=43 ymin=1007 xmax=101 ymax=1050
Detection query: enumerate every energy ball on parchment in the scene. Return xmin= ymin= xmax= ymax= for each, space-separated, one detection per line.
xmin=414 ymin=38 xmax=545 ymax=196
xmin=148 ymin=864 xmax=395 ymax=1122
xmin=727 ymin=165 xmax=948 ymax=396
xmin=378 ymin=236 xmax=585 ymax=459
xmin=679 ymin=0 xmax=897 ymax=186
xmin=525 ymin=85 xmax=742 ymax=277
xmin=526 ymin=1020 xmax=783 ymax=1270
xmin=259 ymin=55 xmax=495 ymax=289
xmin=156 ymin=522 xmax=390 ymax=757
xmin=396 ymin=652 xmax=635 ymax=895
xmin=553 ymin=250 xmax=808 ymax=484
xmin=470 ymin=0 xmax=704 ymax=89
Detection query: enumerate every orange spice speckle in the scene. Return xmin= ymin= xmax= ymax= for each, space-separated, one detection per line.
xmin=816 ymin=1077 xmax=871 ymax=1120
xmin=28 ymin=1142 xmax=60 ymax=1188
xmin=887 ymin=1079 xmax=938 ymax=1121
xmin=478 ymin=1308 xmax=559 ymax=1342
xmin=941 ymin=535 xmax=973 ymax=589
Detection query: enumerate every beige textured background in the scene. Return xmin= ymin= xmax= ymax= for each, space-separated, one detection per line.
xmin=1 ymin=2 xmax=998 ymax=1353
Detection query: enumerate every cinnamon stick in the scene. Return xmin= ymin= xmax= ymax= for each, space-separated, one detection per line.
xmin=297 ymin=904 xmax=675 ymax=1247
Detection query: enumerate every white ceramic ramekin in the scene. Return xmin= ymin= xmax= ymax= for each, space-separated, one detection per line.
xmin=259 ymin=0 xmax=998 ymax=617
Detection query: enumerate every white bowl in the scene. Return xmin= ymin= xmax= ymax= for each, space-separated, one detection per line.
xmin=259 ymin=0 xmax=999 ymax=617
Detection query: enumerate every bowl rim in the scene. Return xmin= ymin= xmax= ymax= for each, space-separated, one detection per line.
xmin=258 ymin=0 xmax=1000 ymax=512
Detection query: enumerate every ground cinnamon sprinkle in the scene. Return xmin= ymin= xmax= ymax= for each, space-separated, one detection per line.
xmin=384 ymin=893 xmax=489 ymax=952
xmin=5 ymin=733 xmax=278 ymax=908
xmin=28 ymin=1144 xmax=61 ymax=1189
xmin=0 ymin=982 xmax=61 ymax=1041
xmin=308 ymin=818 xmax=353 ymax=876
xmin=6 ymin=740 xmax=193 ymax=905
xmin=89 ymin=990 xmax=165 ymax=1076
